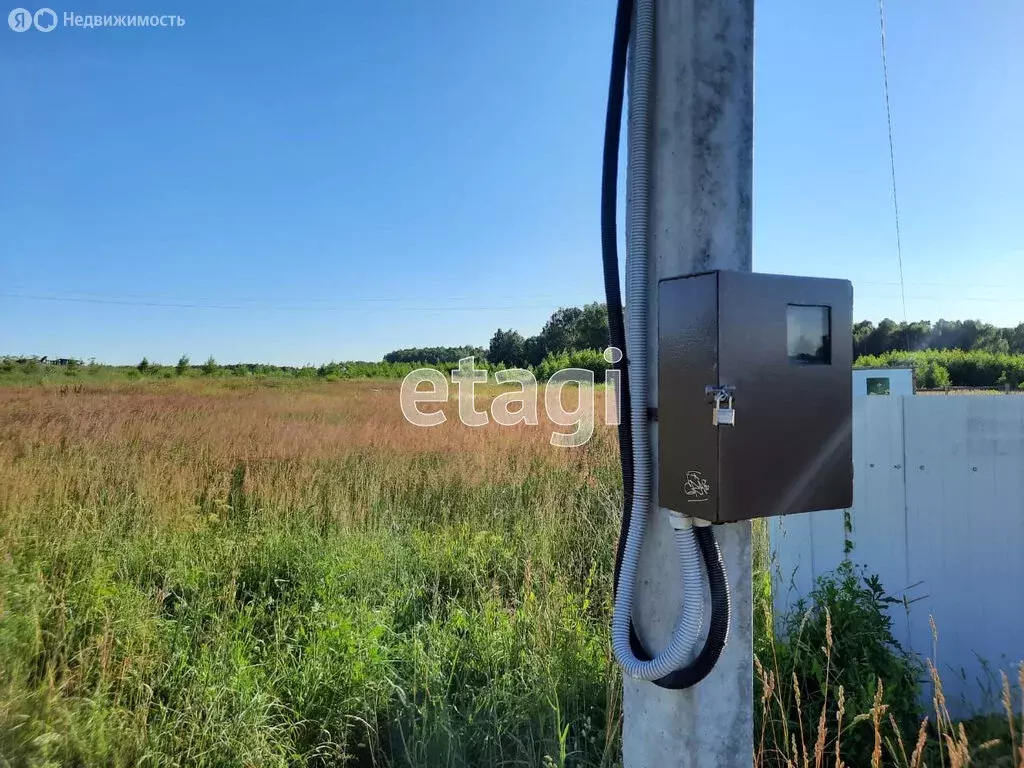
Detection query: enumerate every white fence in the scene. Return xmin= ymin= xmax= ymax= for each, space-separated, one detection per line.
xmin=770 ymin=395 xmax=1024 ymax=718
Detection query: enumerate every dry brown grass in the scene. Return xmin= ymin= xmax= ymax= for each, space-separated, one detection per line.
xmin=0 ymin=379 xmax=616 ymax=531
xmin=756 ymin=606 xmax=1024 ymax=768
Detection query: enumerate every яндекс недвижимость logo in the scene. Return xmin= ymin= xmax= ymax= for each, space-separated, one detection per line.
xmin=8 ymin=8 xmax=184 ymax=31
xmin=8 ymin=7 xmax=56 ymax=31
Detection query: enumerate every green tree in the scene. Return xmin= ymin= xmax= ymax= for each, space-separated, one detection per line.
xmin=540 ymin=306 xmax=585 ymax=354
xmin=972 ymin=323 xmax=1009 ymax=353
xmin=1007 ymin=323 xmax=1024 ymax=354
xmin=137 ymin=357 xmax=151 ymax=374
xmin=902 ymin=320 xmax=932 ymax=351
xmin=931 ymin=319 xmax=966 ymax=349
xmin=917 ymin=360 xmax=951 ymax=389
xmin=176 ymin=355 xmax=190 ymax=376
xmin=523 ymin=335 xmax=547 ymax=368
xmin=487 ymin=329 xmax=526 ymax=368
xmin=575 ymin=302 xmax=610 ymax=351
xmin=874 ymin=318 xmax=900 ymax=354
xmin=852 ymin=320 xmax=875 ymax=358
xmin=201 ymin=355 xmax=218 ymax=376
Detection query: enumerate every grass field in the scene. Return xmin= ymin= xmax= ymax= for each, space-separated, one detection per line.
xmin=1 ymin=378 xmax=1021 ymax=767
xmin=0 ymin=379 xmax=624 ymax=766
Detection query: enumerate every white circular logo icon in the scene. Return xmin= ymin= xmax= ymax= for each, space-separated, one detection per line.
xmin=8 ymin=7 xmax=33 ymax=31
xmin=33 ymin=7 xmax=57 ymax=31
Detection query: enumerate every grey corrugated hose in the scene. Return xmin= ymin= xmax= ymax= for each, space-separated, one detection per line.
xmin=609 ymin=0 xmax=707 ymax=681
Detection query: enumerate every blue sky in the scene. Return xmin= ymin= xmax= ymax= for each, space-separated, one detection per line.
xmin=3 ymin=0 xmax=1022 ymax=365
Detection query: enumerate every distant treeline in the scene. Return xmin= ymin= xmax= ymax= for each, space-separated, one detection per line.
xmin=7 ymin=309 xmax=1024 ymax=387
xmin=389 ymin=303 xmax=612 ymax=372
xmin=854 ymin=318 xmax=1024 ymax=357
xmin=0 ymin=354 xmax=612 ymax=383
xmin=383 ymin=309 xmax=1024 ymax=389
xmin=388 ymin=311 xmax=1024 ymax=368
xmin=0 ymin=355 xmax=509 ymax=382
xmin=373 ymin=304 xmax=615 ymax=378
xmin=384 ymin=309 xmax=1024 ymax=387
xmin=383 ymin=347 xmax=485 ymax=365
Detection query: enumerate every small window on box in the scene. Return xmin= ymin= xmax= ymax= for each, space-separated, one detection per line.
xmin=787 ymin=305 xmax=831 ymax=365
xmin=867 ymin=377 xmax=891 ymax=395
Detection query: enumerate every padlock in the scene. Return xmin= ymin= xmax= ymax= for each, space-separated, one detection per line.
xmin=712 ymin=394 xmax=736 ymax=426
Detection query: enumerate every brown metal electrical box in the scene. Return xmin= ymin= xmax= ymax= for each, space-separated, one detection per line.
xmin=658 ymin=270 xmax=853 ymax=523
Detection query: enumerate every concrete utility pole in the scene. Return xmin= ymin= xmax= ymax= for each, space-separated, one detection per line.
xmin=622 ymin=0 xmax=754 ymax=766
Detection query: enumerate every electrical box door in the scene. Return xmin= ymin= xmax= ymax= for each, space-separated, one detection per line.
xmin=658 ymin=270 xmax=853 ymax=523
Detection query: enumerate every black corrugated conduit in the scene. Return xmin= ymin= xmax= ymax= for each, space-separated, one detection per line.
xmin=637 ymin=526 xmax=731 ymax=689
xmin=600 ymin=0 xmax=634 ymax=596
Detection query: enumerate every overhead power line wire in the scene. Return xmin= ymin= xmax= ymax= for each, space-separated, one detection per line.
xmin=3 ymin=286 xmax=596 ymax=305
xmin=0 ymin=292 xmax=560 ymax=312
xmin=877 ymin=0 xmax=910 ymax=343
xmin=858 ymin=280 xmax=1016 ymax=290
xmin=857 ymin=293 xmax=1024 ymax=305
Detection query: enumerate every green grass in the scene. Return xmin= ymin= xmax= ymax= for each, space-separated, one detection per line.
xmin=0 ymin=432 xmax=624 ymax=766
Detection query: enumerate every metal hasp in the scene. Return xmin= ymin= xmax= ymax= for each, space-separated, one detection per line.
xmin=658 ymin=270 xmax=854 ymax=523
